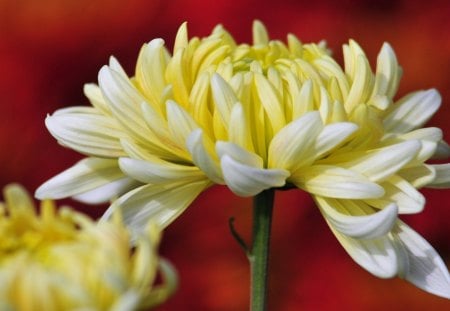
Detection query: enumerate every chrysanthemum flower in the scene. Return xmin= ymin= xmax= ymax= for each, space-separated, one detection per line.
xmin=37 ymin=21 xmax=450 ymax=298
xmin=1 ymin=183 xmax=176 ymax=310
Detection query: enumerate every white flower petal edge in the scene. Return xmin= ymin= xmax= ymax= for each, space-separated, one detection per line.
xmin=328 ymin=223 xmax=399 ymax=278
xmin=119 ymin=157 xmax=206 ymax=184
xmin=394 ymin=221 xmax=450 ymax=299
xmin=383 ymin=89 xmax=441 ymax=133
xmin=292 ymin=165 xmax=385 ymax=199
xmin=315 ymin=196 xmax=398 ymax=239
xmin=101 ymin=180 xmax=212 ymax=236
xmin=72 ymin=177 xmax=138 ymax=204
xmin=35 ymin=158 xmax=127 ymax=203
xmin=220 ymin=155 xmax=289 ymax=197
xmin=45 ymin=108 xmax=127 ymax=158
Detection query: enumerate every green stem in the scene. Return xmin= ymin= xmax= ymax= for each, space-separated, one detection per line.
xmin=249 ymin=189 xmax=275 ymax=311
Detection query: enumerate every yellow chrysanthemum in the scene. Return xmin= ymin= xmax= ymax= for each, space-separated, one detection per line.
xmin=1 ymin=184 xmax=176 ymax=310
xmin=37 ymin=21 xmax=450 ymax=297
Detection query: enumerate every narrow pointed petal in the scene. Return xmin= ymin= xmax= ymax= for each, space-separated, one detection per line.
xmin=98 ymin=66 xmax=153 ymax=143
xmin=292 ymin=165 xmax=385 ymax=199
xmin=102 ymin=180 xmax=211 ymax=236
xmin=383 ymin=90 xmax=441 ymax=133
xmin=367 ymin=175 xmax=425 ymax=214
xmin=328 ymin=223 xmax=399 ymax=278
xmin=73 ymin=177 xmax=139 ymax=204
xmin=135 ymin=38 xmax=168 ymax=112
xmin=314 ymin=122 xmax=358 ymax=159
xmin=370 ymin=42 xmax=400 ymax=100
xmin=211 ymin=73 xmax=238 ymax=128
xmin=268 ymin=111 xmax=323 ymax=171
xmin=220 ymin=155 xmax=289 ymax=197
xmin=45 ymin=109 xmax=126 ymax=158
xmin=186 ymin=129 xmax=224 ymax=184
xmin=343 ymin=141 xmax=421 ymax=182
xmin=254 ymin=73 xmax=286 ymax=132
xmin=166 ymin=100 xmax=199 ymax=149
xmin=119 ymin=157 xmax=204 ymax=184
xmin=394 ymin=221 xmax=450 ymax=299
xmin=83 ymin=83 xmax=112 ymax=116
xmin=35 ymin=158 xmax=125 ymax=201
xmin=316 ymin=196 xmax=398 ymax=239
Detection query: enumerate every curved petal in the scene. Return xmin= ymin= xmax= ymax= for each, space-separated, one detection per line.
xmin=366 ymin=175 xmax=425 ymax=214
xmin=45 ymin=110 xmax=126 ymax=158
xmin=342 ymin=140 xmax=421 ymax=182
xmin=186 ymin=129 xmax=224 ymax=184
xmin=102 ymin=180 xmax=211 ymax=235
xmin=397 ymin=165 xmax=436 ymax=189
xmin=73 ymin=177 xmax=139 ymax=204
xmin=268 ymin=111 xmax=323 ymax=171
xmin=426 ymin=164 xmax=450 ymax=188
xmin=315 ymin=196 xmax=398 ymax=239
xmin=119 ymin=157 xmax=205 ymax=184
xmin=383 ymin=89 xmax=441 ymax=133
xmin=393 ymin=221 xmax=450 ymax=299
xmin=216 ymin=141 xmax=263 ymax=168
xmin=220 ymin=155 xmax=289 ymax=197
xmin=98 ymin=66 xmax=153 ymax=144
xmin=35 ymin=158 xmax=125 ymax=201
xmin=165 ymin=100 xmax=199 ymax=149
xmin=292 ymin=165 xmax=385 ymax=199
xmin=327 ymin=222 xmax=399 ymax=278
xmin=314 ymin=122 xmax=358 ymax=159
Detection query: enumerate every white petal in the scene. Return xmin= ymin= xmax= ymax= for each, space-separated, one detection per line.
xmin=83 ymin=83 xmax=112 ymax=116
xmin=220 ymin=155 xmax=289 ymax=197
xmin=45 ymin=110 xmax=126 ymax=158
xmin=383 ymin=89 xmax=441 ymax=133
xmin=211 ymin=73 xmax=238 ymax=127
xmin=314 ymin=122 xmax=359 ymax=159
xmin=35 ymin=158 xmax=125 ymax=201
xmin=393 ymin=221 xmax=450 ymax=299
xmin=292 ymin=165 xmax=385 ymax=199
xmin=328 ymin=223 xmax=399 ymax=278
xmin=102 ymin=180 xmax=211 ymax=236
xmin=165 ymin=100 xmax=199 ymax=149
xmin=254 ymin=73 xmax=286 ymax=132
xmin=98 ymin=66 xmax=153 ymax=143
xmin=366 ymin=175 xmax=425 ymax=214
xmin=316 ymin=196 xmax=398 ymax=239
xmin=427 ymin=164 xmax=450 ymax=188
xmin=370 ymin=42 xmax=400 ymax=100
xmin=73 ymin=177 xmax=139 ymax=204
xmin=186 ymin=129 xmax=224 ymax=184
xmin=119 ymin=157 xmax=204 ymax=184
xmin=343 ymin=140 xmax=421 ymax=182
xmin=216 ymin=141 xmax=263 ymax=168
xmin=268 ymin=111 xmax=323 ymax=171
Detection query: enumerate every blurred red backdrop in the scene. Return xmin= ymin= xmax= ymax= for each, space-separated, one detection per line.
xmin=1 ymin=0 xmax=450 ymax=310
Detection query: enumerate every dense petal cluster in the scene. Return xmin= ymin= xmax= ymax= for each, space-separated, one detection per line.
xmin=1 ymin=184 xmax=176 ymax=310
xmin=37 ymin=21 xmax=450 ymax=297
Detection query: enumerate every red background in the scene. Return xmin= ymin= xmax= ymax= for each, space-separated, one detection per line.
xmin=1 ymin=0 xmax=450 ymax=310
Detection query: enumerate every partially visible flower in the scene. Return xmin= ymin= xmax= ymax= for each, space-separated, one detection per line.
xmin=0 ymin=183 xmax=176 ymax=310
xmin=37 ymin=21 xmax=450 ymax=297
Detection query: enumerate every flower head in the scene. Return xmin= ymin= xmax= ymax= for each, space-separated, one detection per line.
xmin=37 ymin=21 xmax=450 ymax=297
xmin=1 ymin=183 xmax=176 ymax=310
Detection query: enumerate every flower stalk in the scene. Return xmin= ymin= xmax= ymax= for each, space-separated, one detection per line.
xmin=250 ymin=189 xmax=275 ymax=311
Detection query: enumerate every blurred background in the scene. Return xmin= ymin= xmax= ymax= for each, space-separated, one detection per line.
xmin=1 ymin=0 xmax=450 ymax=310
